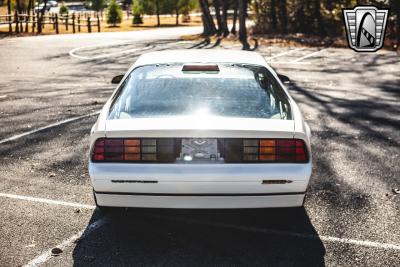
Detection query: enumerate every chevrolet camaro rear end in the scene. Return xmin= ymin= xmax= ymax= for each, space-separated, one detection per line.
xmin=89 ymin=50 xmax=312 ymax=209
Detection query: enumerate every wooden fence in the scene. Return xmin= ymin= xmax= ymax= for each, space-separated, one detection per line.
xmin=0 ymin=11 xmax=101 ymax=34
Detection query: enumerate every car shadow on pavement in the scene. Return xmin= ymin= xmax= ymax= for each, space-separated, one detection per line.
xmin=72 ymin=207 xmax=325 ymax=266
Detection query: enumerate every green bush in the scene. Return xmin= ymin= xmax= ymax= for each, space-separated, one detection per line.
xmin=59 ymin=2 xmax=69 ymax=15
xmin=88 ymin=0 xmax=106 ymax=12
xmin=107 ymin=0 xmax=122 ymax=27
xmin=132 ymin=0 xmax=143 ymax=25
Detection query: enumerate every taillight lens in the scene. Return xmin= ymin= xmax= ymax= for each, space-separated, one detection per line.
xmin=242 ymin=138 xmax=309 ymax=163
xmin=91 ymin=138 xmax=174 ymax=163
xmin=92 ymin=138 xmax=308 ymax=163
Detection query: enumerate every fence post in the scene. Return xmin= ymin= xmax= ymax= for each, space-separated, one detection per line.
xmin=65 ymin=13 xmax=69 ymax=31
xmin=19 ymin=15 xmax=22 ymax=31
xmin=78 ymin=14 xmax=81 ymax=32
xmin=72 ymin=13 xmax=76 ymax=33
xmin=55 ymin=13 xmax=59 ymax=34
xmin=37 ymin=11 xmax=41 ymax=33
xmin=32 ymin=13 xmax=36 ymax=32
xmin=97 ymin=13 xmax=100 ymax=32
xmin=52 ymin=13 xmax=55 ymax=29
xmin=15 ymin=10 xmax=19 ymax=33
xmin=87 ymin=16 xmax=91 ymax=33
xmin=41 ymin=13 xmax=45 ymax=31
xmin=25 ymin=13 xmax=29 ymax=32
xmin=20 ymin=14 xmax=23 ymax=31
xmin=8 ymin=13 xmax=12 ymax=33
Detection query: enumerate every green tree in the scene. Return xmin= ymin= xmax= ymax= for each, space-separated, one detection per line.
xmin=132 ymin=0 xmax=144 ymax=24
xmin=107 ymin=0 xmax=122 ymax=27
xmin=89 ymin=0 xmax=106 ymax=12
xmin=160 ymin=0 xmax=197 ymax=25
xmin=59 ymin=2 xmax=69 ymax=14
xmin=179 ymin=0 xmax=197 ymax=23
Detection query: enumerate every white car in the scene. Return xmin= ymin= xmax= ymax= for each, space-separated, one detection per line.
xmin=47 ymin=0 xmax=58 ymax=7
xmin=89 ymin=50 xmax=312 ymax=210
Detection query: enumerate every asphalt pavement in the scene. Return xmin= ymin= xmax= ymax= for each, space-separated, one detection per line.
xmin=0 ymin=27 xmax=399 ymax=267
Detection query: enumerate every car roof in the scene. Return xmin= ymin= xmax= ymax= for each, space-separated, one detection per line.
xmin=133 ymin=50 xmax=268 ymax=67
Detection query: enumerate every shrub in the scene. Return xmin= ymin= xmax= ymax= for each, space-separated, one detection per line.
xmin=59 ymin=2 xmax=69 ymax=15
xmin=88 ymin=0 xmax=106 ymax=12
xmin=107 ymin=0 xmax=122 ymax=27
xmin=132 ymin=0 xmax=143 ymax=25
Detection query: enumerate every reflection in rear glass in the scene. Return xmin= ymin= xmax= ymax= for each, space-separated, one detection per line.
xmin=109 ymin=64 xmax=292 ymax=120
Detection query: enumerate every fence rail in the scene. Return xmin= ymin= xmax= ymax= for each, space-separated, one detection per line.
xmin=0 ymin=12 xmax=101 ymax=34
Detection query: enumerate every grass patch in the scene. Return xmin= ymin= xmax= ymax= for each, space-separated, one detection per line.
xmin=0 ymin=14 xmax=202 ymax=36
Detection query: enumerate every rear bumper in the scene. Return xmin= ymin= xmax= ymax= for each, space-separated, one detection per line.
xmin=89 ymin=162 xmax=311 ymax=208
xmin=94 ymin=191 xmax=305 ymax=208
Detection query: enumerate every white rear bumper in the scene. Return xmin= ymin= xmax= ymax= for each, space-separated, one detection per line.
xmin=89 ymin=162 xmax=311 ymax=208
xmin=94 ymin=192 xmax=305 ymax=208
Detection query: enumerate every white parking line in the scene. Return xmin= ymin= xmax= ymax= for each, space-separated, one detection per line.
xmin=291 ymin=48 xmax=329 ymax=63
xmin=0 ymin=193 xmax=95 ymax=209
xmin=69 ymin=43 xmax=154 ymax=60
xmin=3 ymin=192 xmax=400 ymax=253
xmin=268 ymin=61 xmax=311 ymax=65
xmin=265 ymin=47 xmax=306 ymax=60
xmin=0 ymin=111 xmax=100 ymax=145
xmin=23 ymin=218 xmax=108 ymax=267
xmin=145 ymin=214 xmax=400 ymax=251
xmin=68 ymin=40 xmax=134 ymax=59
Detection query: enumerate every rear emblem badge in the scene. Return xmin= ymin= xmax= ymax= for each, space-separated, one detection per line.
xmin=193 ymin=140 xmax=207 ymax=146
xmin=181 ymin=139 xmax=219 ymax=161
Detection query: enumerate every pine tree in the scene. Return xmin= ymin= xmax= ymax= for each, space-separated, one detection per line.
xmin=132 ymin=0 xmax=144 ymax=25
xmin=107 ymin=0 xmax=123 ymax=27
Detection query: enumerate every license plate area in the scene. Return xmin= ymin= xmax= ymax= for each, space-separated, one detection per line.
xmin=179 ymin=138 xmax=221 ymax=162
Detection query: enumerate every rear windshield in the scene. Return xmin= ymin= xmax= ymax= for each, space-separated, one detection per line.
xmin=108 ymin=64 xmax=292 ymax=120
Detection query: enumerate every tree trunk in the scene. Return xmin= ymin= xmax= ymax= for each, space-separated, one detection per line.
xmin=26 ymin=0 xmax=33 ymax=32
xmin=7 ymin=0 xmax=11 ymax=14
xmin=16 ymin=0 xmax=21 ymax=13
xmin=270 ymin=0 xmax=277 ymax=32
xmin=238 ymin=0 xmax=249 ymax=50
xmin=394 ymin=0 xmax=400 ymax=48
xmin=314 ymin=0 xmax=325 ymax=36
xmin=156 ymin=0 xmax=160 ymax=27
xmin=231 ymin=0 xmax=238 ymax=34
xmin=7 ymin=0 xmax=11 ymax=32
xmin=176 ymin=7 xmax=179 ymax=25
xmin=213 ymin=0 xmax=223 ymax=35
xmin=296 ymin=1 xmax=306 ymax=33
xmin=398 ymin=7 xmax=400 ymax=49
xmin=278 ymin=0 xmax=288 ymax=33
xmin=221 ymin=0 xmax=229 ymax=36
xmin=38 ymin=0 xmax=48 ymax=33
xmin=199 ymin=0 xmax=216 ymax=36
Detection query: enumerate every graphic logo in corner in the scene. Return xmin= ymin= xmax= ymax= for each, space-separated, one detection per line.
xmin=343 ymin=6 xmax=389 ymax=52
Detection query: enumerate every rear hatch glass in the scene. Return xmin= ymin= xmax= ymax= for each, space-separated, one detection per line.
xmin=108 ymin=64 xmax=292 ymax=120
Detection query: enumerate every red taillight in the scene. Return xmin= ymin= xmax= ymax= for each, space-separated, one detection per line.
xmin=92 ymin=138 xmax=159 ymax=162
xmin=243 ymin=138 xmax=309 ymax=163
xmin=92 ymin=138 xmax=308 ymax=163
xmin=93 ymin=153 xmax=105 ymax=161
